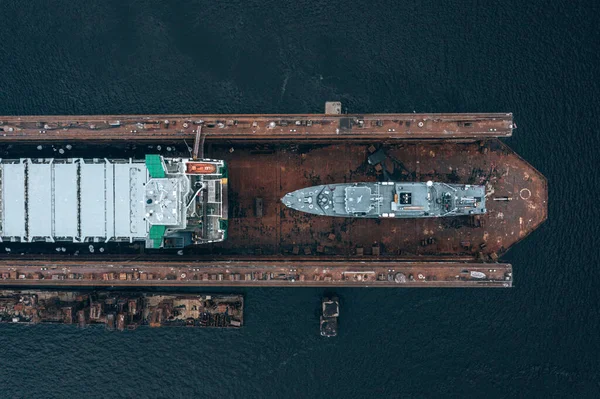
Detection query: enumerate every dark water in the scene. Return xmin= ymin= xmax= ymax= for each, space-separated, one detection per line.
xmin=0 ymin=1 xmax=599 ymax=397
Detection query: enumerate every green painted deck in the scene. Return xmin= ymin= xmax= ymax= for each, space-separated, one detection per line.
xmin=148 ymin=225 xmax=167 ymax=248
xmin=145 ymin=154 xmax=165 ymax=178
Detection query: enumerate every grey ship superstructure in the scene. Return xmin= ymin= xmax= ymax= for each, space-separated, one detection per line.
xmin=281 ymin=181 xmax=486 ymax=218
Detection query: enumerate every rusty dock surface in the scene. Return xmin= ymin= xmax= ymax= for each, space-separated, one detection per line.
xmin=0 ymin=290 xmax=243 ymax=329
xmin=0 ymin=260 xmax=512 ymax=287
xmin=0 ymin=110 xmax=546 ymax=289
xmin=0 ymin=113 xmax=513 ymax=142
xmin=216 ymin=139 xmax=546 ymax=260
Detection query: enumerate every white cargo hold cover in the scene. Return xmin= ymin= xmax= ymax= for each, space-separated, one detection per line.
xmin=0 ymin=158 xmax=148 ymax=243
xmin=1 ymin=162 xmax=26 ymax=238
xmin=27 ymin=163 xmax=53 ymax=238
xmin=53 ymin=163 xmax=78 ymax=237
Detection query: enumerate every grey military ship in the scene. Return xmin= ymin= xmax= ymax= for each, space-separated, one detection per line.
xmin=281 ymin=181 xmax=486 ymax=218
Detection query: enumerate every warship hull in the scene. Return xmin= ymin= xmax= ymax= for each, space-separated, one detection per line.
xmin=281 ymin=182 xmax=486 ymax=218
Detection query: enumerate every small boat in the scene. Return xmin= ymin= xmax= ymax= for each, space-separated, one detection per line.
xmin=470 ymin=271 xmax=487 ymax=279
xmin=320 ymin=296 xmax=339 ymax=337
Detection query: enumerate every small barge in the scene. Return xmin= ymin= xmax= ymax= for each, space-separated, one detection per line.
xmin=320 ymin=296 xmax=340 ymax=337
xmin=0 ymin=290 xmax=243 ymax=329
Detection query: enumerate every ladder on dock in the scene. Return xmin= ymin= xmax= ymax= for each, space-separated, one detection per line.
xmin=193 ymin=125 xmax=205 ymax=160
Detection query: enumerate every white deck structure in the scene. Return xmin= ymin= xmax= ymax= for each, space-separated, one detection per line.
xmin=0 ymin=158 xmax=148 ymax=243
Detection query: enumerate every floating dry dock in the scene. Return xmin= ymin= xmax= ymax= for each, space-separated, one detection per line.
xmin=0 ymin=106 xmax=547 ymax=288
xmin=0 ymin=111 xmax=514 ymax=141
xmin=0 ymin=260 xmax=512 ymax=287
xmin=0 ymin=290 xmax=243 ymax=329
